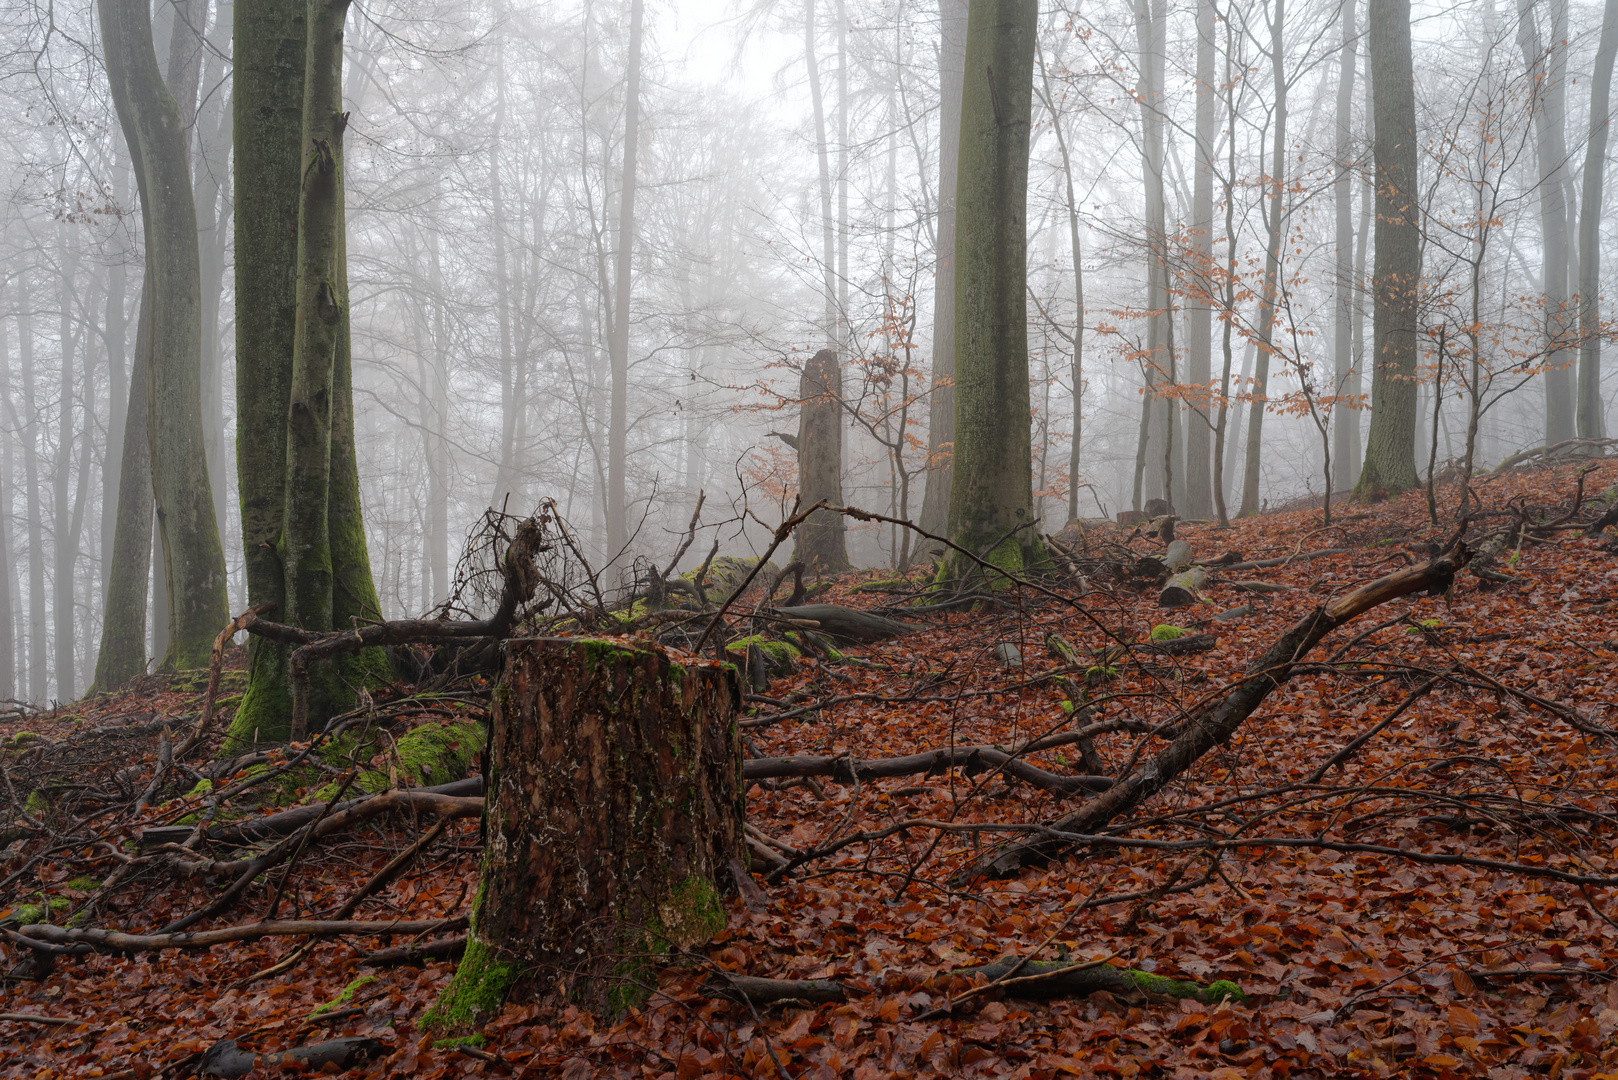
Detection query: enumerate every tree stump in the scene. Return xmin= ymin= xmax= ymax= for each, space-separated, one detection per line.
xmin=430 ymin=639 xmax=744 ymax=1024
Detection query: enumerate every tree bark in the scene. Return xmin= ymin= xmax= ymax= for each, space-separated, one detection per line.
xmin=52 ymin=239 xmax=79 ymax=700
xmin=943 ymin=0 xmax=1042 ymax=580
xmin=1239 ymin=0 xmax=1287 ymax=516
xmin=919 ymin=0 xmax=968 ymax=539
xmin=1333 ymin=0 xmax=1362 ymax=492
xmin=431 ymin=639 xmax=743 ymax=1023
xmin=1518 ymin=0 xmax=1577 ymax=446
xmin=1578 ymin=0 xmax=1618 ymax=442
xmin=793 ymin=349 xmax=851 ymax=571
xmin=1185 ymin=0 xmax=1216 ymax=519
xmin=0 ymin=284 xmax=15 ymax=701
xmin=606 ymin=0 xmax=644 ymax=568
xmin=1356 ymin=0 xmax=1423 ymax=497
xmin=99 ymin=0 xmax=231 ymax=673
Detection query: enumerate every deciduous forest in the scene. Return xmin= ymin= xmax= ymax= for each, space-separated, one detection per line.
xmin=3 ymin=0 xmax=1618 ymax=1075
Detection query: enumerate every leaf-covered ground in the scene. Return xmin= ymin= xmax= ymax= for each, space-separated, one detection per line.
xmin=5 ymin=462 xmax=1618 ymax=1079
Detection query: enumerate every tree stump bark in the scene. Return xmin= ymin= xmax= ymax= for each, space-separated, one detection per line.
xmin=430 ymin=639 xmax=744 ymax=1024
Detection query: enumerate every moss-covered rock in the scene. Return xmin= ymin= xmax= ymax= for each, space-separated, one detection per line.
xmin=724 ymin=636 xmax=801 ymax=675
xmin=683 ymin=556 xmax=777 ymax=603
xmin=1149 ymin=624 xmax=1186 ymax=641
xmin=2 ymin=731 xmax=48 ymax=752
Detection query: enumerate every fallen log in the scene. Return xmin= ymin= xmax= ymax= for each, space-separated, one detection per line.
xmin=1158 ymin=567 xmax=1206 ymax=607
xmin=16 ymin=916 xmax=469 ymax=955
xmin=706 ymin=957 xmax=1243 ymax=1008
xmin=954 ymin=543 xmax=1472 ymax=882
xmin=1226 ymin=580 xmax=1292 ymax=593
xmin=1492 ymin=437 xmax=1616 ymax=472
xmin=744 ymin=747 xmax=1111 ymax=797
xmin=1217 ymin=548 xmax=1349 ymax=573
xmin=771 ymin=604 xmax=919 ymax=642
xmin=163 ymin=776 xmax=484 ymax=847
xmin=1163 ymin=539 xmax=1194 ymax=571
xmin=360 ymin=936 xmax=468 ymax=967
xmin=199 ymin=1037 xmax=388 ymax=1079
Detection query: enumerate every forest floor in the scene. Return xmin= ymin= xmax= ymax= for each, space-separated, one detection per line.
xmin=4 ymin=461 xmax=1618 ymax=1079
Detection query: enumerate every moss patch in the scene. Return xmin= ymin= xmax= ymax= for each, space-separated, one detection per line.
xmin=1149 ymin=624 xmax=1186 ymax=641
xmin=2 ymin=732 xmax=48 ymax=751
xmin=651 ymin=874 xmax=726 ymax=951
xmin=309 ymin=975 xmax=378 ymax=1018
xmin=724 ymin=636 xmax=801 ymax=673
xmin=1126 ymin=970 xmax=1247 ymax=1004
xmin=425 ymin=936 xmax=519 ymax=1031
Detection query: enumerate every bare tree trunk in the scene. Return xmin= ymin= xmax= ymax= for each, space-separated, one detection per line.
xmin=100 ymin=0 xmax=230 ymax=671
xmin=1519 ymin=0 xmax=1577 ymax=445
xmin=53 ymin=237 xmax=79 ymax=700
xmin=1356 ymin=0 xmax=1423 ymax=496
xmin=1577 ymin=0 xmax=1618 ymax=442
xmin=18 ymin=306 xmax=46 ymax=703
xmin=1240 ymin=0 xmax=1287 ymax=517
xmin=1185 ymin=0 xmax=1216 ymax=519
xmin=606 ymin=0 xmax=644 ymax=568
xmin=919 ymin=0 xmax=967 ymax=538
xmin=1135 ymin=0 xmax=1169 ymax=506
xmin=1333 ymin=0 xmax=1361 ymax=492
xmin=0 ymin=283 xmax=16 ymax=701
xmin=807 ymin=0 xmax=838 ymax=349
xmin=1036 ymin=48 xmax=1085 ymax=526
xmin=795 ymin=349 xmax=851 ymax=571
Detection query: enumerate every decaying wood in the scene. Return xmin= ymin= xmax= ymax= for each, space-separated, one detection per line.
xmin=1491 ymin=437 xmax=1615 ymax=472
xmin=705 ymin=956 xmax=1241 ymax=1007
xmin=1227 ymin=580 xmax=1292 ymax=594
xmin=1216 ymin=548 xmax=1349 ymax=573
xmin=1158 ymin=567 xmax=1207 ymax=607
xmin=770 ymin=604 xmax=919 ymax=642
xmin=359 ymin=936 xmax=468 ymax=968
xmin=177 ymin=603 xmax=272 ymax=760
xmin=16 ymin=916 xmax=468 ymax=955
xmin=744 ymin=747 xmax=1112 ymax=796
xmin=199 ymin=1036 xmax=388 ymax=1078
xmin=956 ymin=544 xmax=1473 ymax=881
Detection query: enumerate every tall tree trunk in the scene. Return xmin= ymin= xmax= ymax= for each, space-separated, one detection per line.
xmin=919 ymin=0 xmax=967 ymax=538
xmin=1135 ymin=0 xmax=1169 ymax=506
xmin=232 ymin=0 xmax=306 ymax=739
xmin=1356 ymin=0 xmax=1423 ymax=497
xmin=807 ymin=0 xmax=838 ymax=348
xmin=607 ymin=0 xmax=644 ymax=568
xmin=1519 ymin=0 xmax=1577 ymax=445
xmin=1185 ymin=0 xmax=1216 ymax=519
xmin=194 ymin=0 xmax=235 ymax=554
xmin=101 ymin=162 xmax=131 ymax=599
xmin=0 ymin=284 xmax=15 ymax=701
xmin=54 ymin=237 xmax=79 ymax=700
xmin=18 ymin=306 xmax=47 ymax=703
xmin=490 ymin=36 xmax=520 ymax=510
xmin=943 ymin=0 xmax=1041 ymax=580
xmin=794 ymin=349 xmax=851 ymax=571
xmin=94 ymin=291 xmax=155 ymax=691
xmin=100 ymin=0 xmax=230 ymax=671
xmin=1333 ymin=0 xmax=1361 ymax=492
xmin=1578 ymin=0 xmax=1618 ymax=442
xmin=1036 ymin=48 xmax=1085 ymax=526
xmin=1240 ymin=0 xmax=1287 ymax=517
xmin=431 ymin=639 xmax=742 ymax=1024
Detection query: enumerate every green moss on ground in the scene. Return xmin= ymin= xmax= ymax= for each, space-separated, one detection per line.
xmin=65 ymin=876 xmax=100 ymax=892
xmin=3 ymin=896 xmax=70 ymax=926
xmin=2 ymin=732 xmax=48 ymax=751
xmin=724 ymin=636 xmax=801 ymax=671
xmin=1149 ymin=624 xmax=1185 ymax=641
xmin=309 ymin=975 xmax=378 ymax=1018
xmin=431 ymin=1034 xmax=486 ymax=1050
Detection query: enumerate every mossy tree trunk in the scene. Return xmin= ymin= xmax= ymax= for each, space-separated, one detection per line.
xmin=433 ymin=639 xmax=743 ymax=1023
xmin=941 ymin=0 xmax=1043 ymax=582
xmin=98 ymin=0 xmax=231 ymax=673
xmin=1356 ymin=0 xmax=1423 ymax=498
xmin=793 ymin=348 xmax=850 ymax=572
xmin=230 ymin=0 xmax=385 ymax=746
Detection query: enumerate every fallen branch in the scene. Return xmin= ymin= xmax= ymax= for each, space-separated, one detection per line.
xmin=17 ymin=915 xmax=469 ymax=955
xmin=744 ymin=748 xmax=1110 ymax=797
xmin=176 ymin=604 xmax=272 ymax=760
xmin=199 ymin=1036 xmax=388 ymax=1079
xmin=954 ymin=543 xmax=1473 ymax=882
xmin=358 ymin=935 xmax=467 ymax=968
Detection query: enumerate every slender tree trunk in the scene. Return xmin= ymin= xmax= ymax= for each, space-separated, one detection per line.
xmin=1519 ymin=0 xmax=1577 ymax=445
xmin=1577 ymin=0 xmax=1618 ymax=442
xmin=53 ymin=238 xmax=79 ymax=700
xmin=1135 ymin=0 xmax=1169 ymax=506
xmin=1224 ymin=339 xmax=1254 ymax=505
xmin=18 ymin=307 xmax=47 ymax=704
xmin=1240 ymin=0 xmax=1287 ymax=516
xmin=100 ymin=0 xmax=230 ymax=671
xmin=919 ymin=0 xmax=967 ymax=538
xmin=794 ymin=350 xmax=851 ymax=571
xmin=1186 ymin=0 xmax=1216 ymax=519
xmin=943 ymin=0 xmax=1042 ymax=579
xmin=1356 ymin=0 xmax=1423 ymax=496
xmin=101 ymin=163 xmax=131 ymax=596
xmin=606 ymin=0 xmax=643 ymax=568
xmin=1037 ymin=49 xmax=1085 ymax=526
xmin=0 ymin=285 xmax=15 ymax=701
xmin=490 ymin=38 xmax=520 ymax=510
xmin=1333 ymin=0 xmax=1360 ymax=492
xmin=807 ymin=0 xmax=838 ymax=348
